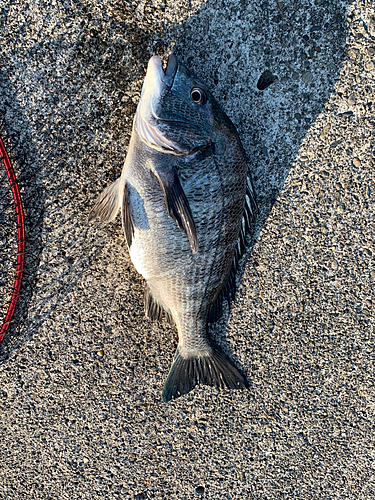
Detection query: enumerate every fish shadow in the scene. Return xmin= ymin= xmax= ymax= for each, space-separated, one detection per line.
xmin=82 ymin=0 xmax=351 ymax=383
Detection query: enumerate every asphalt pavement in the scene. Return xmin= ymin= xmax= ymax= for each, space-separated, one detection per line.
xmin=0 ymin=0 xmax=374 ymax=498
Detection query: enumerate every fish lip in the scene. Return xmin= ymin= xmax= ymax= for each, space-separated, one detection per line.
xmin=162 ymin=54 xmax=178 ymax=87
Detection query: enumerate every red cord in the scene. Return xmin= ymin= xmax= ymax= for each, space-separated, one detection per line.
xmin=0 ymin=137 xmax=25 ymax=343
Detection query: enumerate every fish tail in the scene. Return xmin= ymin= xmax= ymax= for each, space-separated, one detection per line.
xmin=162 ymin=344 xmax=248 ymax=402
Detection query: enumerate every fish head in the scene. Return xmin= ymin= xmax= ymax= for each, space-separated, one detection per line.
xmin=135 ymin=55 xmax=215 ymax=155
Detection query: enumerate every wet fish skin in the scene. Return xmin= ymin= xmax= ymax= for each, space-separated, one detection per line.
xmin=89 ymin=55 xmax=257 ymax=401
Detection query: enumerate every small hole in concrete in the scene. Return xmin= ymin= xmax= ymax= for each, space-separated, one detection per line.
xmin=257 ymin=70 xmax=276 ymax=90
xmin=195 ymin=485 xmax=205 ymax=494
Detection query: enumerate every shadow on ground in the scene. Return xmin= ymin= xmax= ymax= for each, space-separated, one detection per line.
xmin=169 ymin=0 xmax=350 ymax=368
xmin=0 ymin=73 xmax=45 ymax=362
xmin=0 ymin=0 xmax=350 ymax=364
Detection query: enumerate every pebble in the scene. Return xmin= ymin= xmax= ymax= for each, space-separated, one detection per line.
xmin=331 ymin=260 xmax=338 ymax=270
xmin=336 ymin=204 xmax=344 ymax=214
xmin=320 ymin=123 xmax=330 ymax=138
xmin=365 ymin=61 xmax=374 ymax=71
xmin=347 ymin=93 xmax=357 ymax=106
xmin=301 ymin=71 xmax=313 ymax=84
xmin=353 ymin=158 xmax=361 ymax=168
xmin=97 ymin=350 xmax=104 ymax=357
xmin=370 ymin=270 xmax=375 ymax=279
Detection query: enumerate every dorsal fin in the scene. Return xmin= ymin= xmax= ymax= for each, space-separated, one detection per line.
xmin=208 ymin=172 xmax=258 ymax=323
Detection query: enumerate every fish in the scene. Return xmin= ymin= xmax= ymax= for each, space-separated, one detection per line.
xmin=89 ymin=54 xmax=257 ymax=401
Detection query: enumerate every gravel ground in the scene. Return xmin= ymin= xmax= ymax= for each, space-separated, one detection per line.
xmin=0 ymin=0 xmax=374 ymax=498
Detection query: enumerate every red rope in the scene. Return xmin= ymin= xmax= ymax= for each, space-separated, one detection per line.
xmin=0 ymin=137 xmax=25 ymax=343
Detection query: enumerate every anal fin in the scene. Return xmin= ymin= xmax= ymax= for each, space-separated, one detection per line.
xmin=144 ymin=285 xmax=174 ymax=325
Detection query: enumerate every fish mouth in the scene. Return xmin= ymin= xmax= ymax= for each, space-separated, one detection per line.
xmin=162 ymin=54 xmax=178 ymax=87
xmin=141 ymin=55 xmax=177 ymax=98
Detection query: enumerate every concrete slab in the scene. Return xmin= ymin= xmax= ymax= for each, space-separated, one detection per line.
xmin=0 ymin=0 xmax=374 ymax=498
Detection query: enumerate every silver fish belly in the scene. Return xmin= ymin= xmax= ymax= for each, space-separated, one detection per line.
xmin=89 ymin=54 xmax=257 ymax=401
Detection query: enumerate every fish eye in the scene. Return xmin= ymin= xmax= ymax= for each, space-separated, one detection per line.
xmin=190 ymin=88 xmax=207 ymax=105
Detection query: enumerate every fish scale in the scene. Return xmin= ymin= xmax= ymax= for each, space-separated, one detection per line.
xmin=135 ymin=156 xmax=229 ymax=313
xmin=89 ymin=54 xmax=257 ymax=401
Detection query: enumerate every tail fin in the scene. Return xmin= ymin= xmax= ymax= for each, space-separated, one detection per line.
xmin=162 ymin=344 xmax=248 ymax=402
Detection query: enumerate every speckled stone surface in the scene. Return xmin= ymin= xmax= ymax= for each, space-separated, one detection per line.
xmin=0 ymin=0 xmax=374 ymax=498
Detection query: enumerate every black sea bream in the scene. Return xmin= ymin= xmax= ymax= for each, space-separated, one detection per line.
xmin=89 ymin=55 xmax=257 ymax=401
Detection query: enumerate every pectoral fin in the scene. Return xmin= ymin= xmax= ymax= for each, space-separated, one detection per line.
xmin=88 ymin=178 xmax=122 ymax=223
xmin=154 ymin=167 xmax=198 ymax=253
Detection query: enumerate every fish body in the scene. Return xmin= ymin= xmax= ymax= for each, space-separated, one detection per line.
xmin=89 ymin=55 xmax=257 ymax=401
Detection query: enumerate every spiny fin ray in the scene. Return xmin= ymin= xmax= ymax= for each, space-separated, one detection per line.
xmin=208 ymin=171 xmax=258 ymax=323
